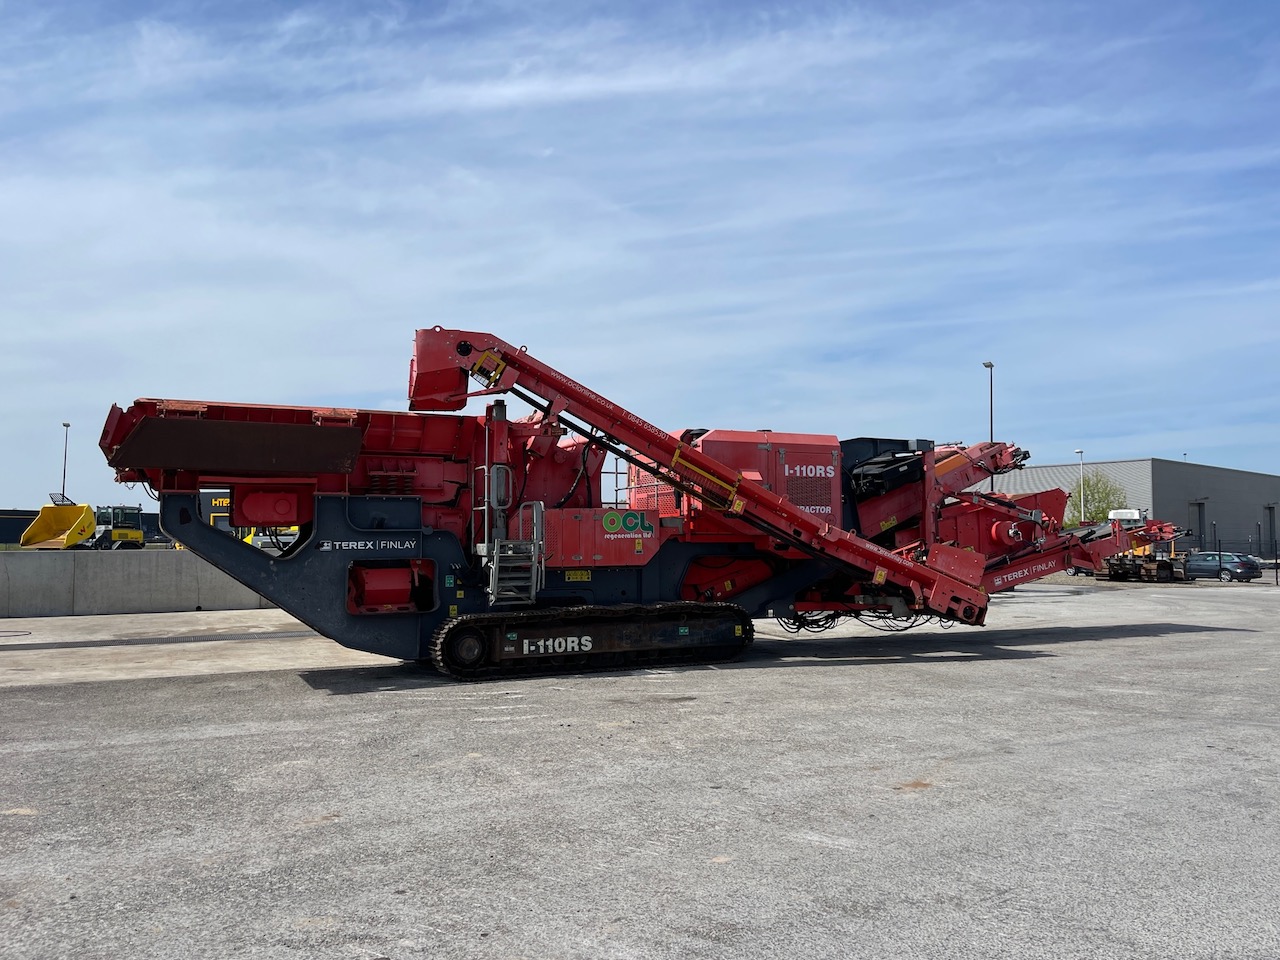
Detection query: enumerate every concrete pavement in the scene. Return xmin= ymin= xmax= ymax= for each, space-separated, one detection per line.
xmin=2 ymin=579 xmax=1279 ymax=959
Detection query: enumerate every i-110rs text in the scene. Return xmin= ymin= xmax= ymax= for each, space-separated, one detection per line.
xmin=522 ymin=636 xmax=593 ymax=655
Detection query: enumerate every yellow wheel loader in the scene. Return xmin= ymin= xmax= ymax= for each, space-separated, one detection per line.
xmin=20 ymin=496 xmax=145 ymax=550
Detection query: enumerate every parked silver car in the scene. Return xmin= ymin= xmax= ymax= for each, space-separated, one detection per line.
xmin=1184 ymin=552 xmax=1262 ymax=582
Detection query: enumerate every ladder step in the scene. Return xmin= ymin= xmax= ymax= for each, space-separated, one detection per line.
xmin=484 ymin=522 xmax=545 ymax=605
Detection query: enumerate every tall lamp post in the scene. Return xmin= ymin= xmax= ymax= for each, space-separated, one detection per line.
xmin=60 ymin=421 xmax=71 ymax=500
xmin=1074 ymin=448 xmax=1085 ymax=524
xmin=1267 ymin=503 xmax=1279 ymax=584
xmin=982 ymin=361 xmax=994 ymax=491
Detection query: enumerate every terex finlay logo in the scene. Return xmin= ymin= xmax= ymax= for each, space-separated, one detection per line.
xmin=992 ymin=559 xmax=1058 ymax=588
xmin=317 ymin=538 xmax=418 ymax=551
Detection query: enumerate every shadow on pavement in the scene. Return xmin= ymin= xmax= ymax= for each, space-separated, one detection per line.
xmin=298 ymin=620 xmax=1249 ymax=694
xmin=741 ymin=620 xmax=1249 ymax=669
xmin=298 ymin=661 xmax=453 ymax=694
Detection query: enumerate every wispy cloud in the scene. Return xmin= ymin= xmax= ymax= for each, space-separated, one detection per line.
xmin=2 ymin=0 xmax=1278 ymax=507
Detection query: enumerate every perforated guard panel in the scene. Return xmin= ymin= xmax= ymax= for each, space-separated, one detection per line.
xmin=786 ymin=475 xmax=831 ymax=508
xmin=544 ymin=522 xmax=561 ymax=561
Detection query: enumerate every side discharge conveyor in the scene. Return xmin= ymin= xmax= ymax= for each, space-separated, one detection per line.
xmin=100 ymin=328 xmax=1180 ymax=679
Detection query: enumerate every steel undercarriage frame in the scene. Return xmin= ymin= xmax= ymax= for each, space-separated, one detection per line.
xmin=160 ymin=492 xmax=839 ymax=662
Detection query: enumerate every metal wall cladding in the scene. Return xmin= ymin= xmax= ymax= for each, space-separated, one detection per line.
xmin=967 ymin=457 xmax=1280 ymax=545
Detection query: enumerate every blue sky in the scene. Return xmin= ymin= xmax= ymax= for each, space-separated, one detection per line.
xmin=3 ymin=0 xmax=1279 ymax=510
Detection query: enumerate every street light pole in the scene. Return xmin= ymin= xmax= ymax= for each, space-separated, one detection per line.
xmin=982 ymin=361 xmax=994 ymax=491
xmin=60 ymin=421 xmax=71 ymax=499
xmin=1074 ymin=448 xmax=1085 ymax=524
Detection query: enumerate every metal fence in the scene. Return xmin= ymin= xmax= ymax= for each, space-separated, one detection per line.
xmin=1182 ymin=538 xmax=1277 ymax=561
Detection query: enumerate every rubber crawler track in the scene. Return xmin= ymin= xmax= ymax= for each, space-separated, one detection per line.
xmin=428 ymin=602 xmax=754 ymax=681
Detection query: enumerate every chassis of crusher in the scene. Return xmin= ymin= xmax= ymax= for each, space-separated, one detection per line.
xmin=1101 ymin=553 xmax=1189 ymax=583
xmin=1083 ymin=511 xmax=1189 ymax=583
xmin=99 ymin=327 xmax=1180 ymax=679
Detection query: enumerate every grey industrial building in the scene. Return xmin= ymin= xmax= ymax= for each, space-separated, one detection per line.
xmin=984 ymin=458 xmax=1280 ymax=556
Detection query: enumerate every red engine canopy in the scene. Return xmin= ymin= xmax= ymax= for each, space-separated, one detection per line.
xmin=693 ymin=430 xmax=841 ymax=521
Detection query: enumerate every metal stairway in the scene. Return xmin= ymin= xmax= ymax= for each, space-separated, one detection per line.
xmin=485 ymin=501 xmax=546 ymax=605
xmin=472 ymin=435 xmax=546 ymax=605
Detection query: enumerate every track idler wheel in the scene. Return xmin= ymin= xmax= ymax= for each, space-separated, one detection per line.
xmin=437 ymin=626 xmax=488 ymax=676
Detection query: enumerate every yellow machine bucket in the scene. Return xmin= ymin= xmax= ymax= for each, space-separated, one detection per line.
xmin=20 ymin=504 xmax=97 ymax=549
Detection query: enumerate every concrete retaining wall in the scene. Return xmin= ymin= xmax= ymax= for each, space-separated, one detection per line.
xmin=0 ymin=550 xmax=273 ymax=618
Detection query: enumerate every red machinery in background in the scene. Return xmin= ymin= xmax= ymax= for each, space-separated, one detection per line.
xmin=100 ymin=328 xmax=1177 ymax=678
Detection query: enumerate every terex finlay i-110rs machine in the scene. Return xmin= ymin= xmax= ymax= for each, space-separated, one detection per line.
xmin=100 ymin=328 xmax=1178 ymax=679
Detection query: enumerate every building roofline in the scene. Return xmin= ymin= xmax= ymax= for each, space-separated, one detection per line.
xmin=1030 ymin=458 xmax=1280 ymax=482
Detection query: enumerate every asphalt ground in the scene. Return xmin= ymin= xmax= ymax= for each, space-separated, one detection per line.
xmin=2 ymin=577 xmax=1278 ymax=960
